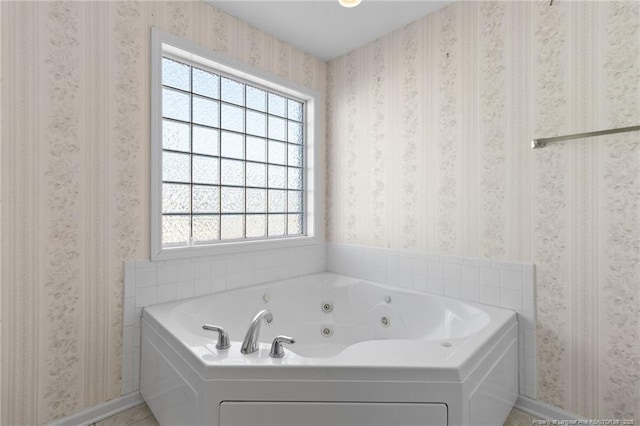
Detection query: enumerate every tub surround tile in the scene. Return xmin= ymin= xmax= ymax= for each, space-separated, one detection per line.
xmin=133 ymin=327 xmax=141 ymax=348
xmin=264 ymin=266 xmax=279 ymax=282
xmin=501 ymin=270 xmax=523 ymax=291
xmin=443 ymin=263 xmax=462 ymax=281
xmin=479 ymin=285 xmax=501 ymax=307
xmin=123 ymin=298 xmax=135 ymax=327
xmin=345 ymin=247 xmax=365 ymax=266
xmin=525 ymin=355 xmax=537 ymax=397
xmin=444 ymin=280 xmax=462 ymax=298
xmin=525 ymin=355 xmax=536 ymax=382
xmin=386 ymin=252 xmax=400 ymax=271
xmin=428 ymin=261 xmax=444 ymax=277
xmin=156 ymin=284 xmax=177 ymax=304
xmin=427 ymin=275 xmax=445 ymax=295
xmin=461 ymin=281 xmax=480 ymax=302
xmin=134 ymin=287 xmax=157 ymax=308
xmin=325 ymin=243 xmax=536 ymax=400
xmin=193 ymin=261 xmax=212 ymax=279
xmin=386 ymin=268 xmax=400 ymax=287
xmin=523 ymin=303 xmax=536 ymax=330
xmin=349 ymin=262 xmax=367 ymax=281
xmin=525 ymin=384 xmax=537 ymax=402
xmin=193 ymin=278 xmax=212 ymax=296
xmin=501 ymin=288 xmax=523 ymax=311
xmin=524 ymin=328 xmax=536 ymax=356
xmin=122 ymin=242 xmax=532 ymax=401
xmin=134 ymin=309 xmax=143 ymax=328
xmin=241 ymin=252 xmax=255 ymax=270
xmin=241 ymin=269 xmax=259 ymax=287
xmin=122 ymin=327 xmax=134 ymax=354
xmin=264 ymin=250 xmax=280 ymax=267
xmin=523 ymin=270 xmax=534 ymax=302
xmin=370 ymin=250 xmax=388 ymax=269
xmin=253 ymin=252 xmax=268 ymax=270
xmin=121 ymin=351 xmax=133 ymax=383
xmin=398 ymin=255 xmax=413 ymax=272
xmin=132 ymin=352 xmax=141 ymax=392
xmin=412 ymin=257 xmax=428 ymax=276
xmin=225 ymin=257 xmax=242 ymax=275
xmin=176 ymin=263 xmax=194 ymax=281
xmin=397 ymin=271 xmax=413 ymax=289
xmin=412 ymin=273 xmax=428 ymax=293
xmin=479 ymin=267 xmax=501 ymax=287
xmin=374 ymin=267 xmax=387 ymax=284
xmin=462 ymin=265 xmax=480 ymax=284
xmin=156 ymin=265 xmax=177 ymax=286
xmin=135 ymin=268 xmax=157 ymax=288
xmin=175 ymin=281 xmax=195 ymax=300
xmin=361 ymin=258 xmax=378 ymax=282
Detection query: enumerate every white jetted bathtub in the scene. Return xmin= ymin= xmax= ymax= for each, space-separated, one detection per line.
xmin=140 ymin=272 xmax=518 ymax=426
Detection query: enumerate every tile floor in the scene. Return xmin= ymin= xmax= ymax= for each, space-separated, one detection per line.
xmin=95 ymin=402 xmax=538 ymax=426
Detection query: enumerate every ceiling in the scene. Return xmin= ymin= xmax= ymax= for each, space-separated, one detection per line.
xmin=206 ymin=1 xmax=451 ymax=61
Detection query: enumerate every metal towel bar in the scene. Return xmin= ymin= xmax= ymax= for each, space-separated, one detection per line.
xmin=531 ymin=125 xmax=640 ymax=149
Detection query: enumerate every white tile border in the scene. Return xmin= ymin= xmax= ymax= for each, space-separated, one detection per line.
xmin=325 ymin=242 xmax=537 ymax=399
xmin=122 ymin=241 xmax=536 ymax=401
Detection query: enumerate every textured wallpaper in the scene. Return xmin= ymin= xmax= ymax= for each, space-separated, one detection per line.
xmin=2 ymin=0 xmax=639 ymax=423
xmin=326 ymin=0 xmax=639 ymax=419
xmin=0 ymin=1 xmax=325 ymax=424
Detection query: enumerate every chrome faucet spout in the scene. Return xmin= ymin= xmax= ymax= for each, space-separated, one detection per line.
xmin=240 ymin=309 xmax=273 ymax=354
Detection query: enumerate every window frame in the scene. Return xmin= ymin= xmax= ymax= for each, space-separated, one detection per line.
xmin=151 ymin=28 xmax=322 ymax=260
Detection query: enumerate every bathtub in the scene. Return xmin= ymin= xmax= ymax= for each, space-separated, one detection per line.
xmin=140 ymin=272 xmax=518 ymax=426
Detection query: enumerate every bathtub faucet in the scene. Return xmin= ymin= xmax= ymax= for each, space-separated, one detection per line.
xmin=240 ymin=309 xmax=273 ymax=354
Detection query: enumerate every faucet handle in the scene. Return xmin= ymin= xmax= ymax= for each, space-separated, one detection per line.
xmin=269 ymin=335 xmax=295 ymax=358
xmin=202 ymin=324 xmax=231 ymax=350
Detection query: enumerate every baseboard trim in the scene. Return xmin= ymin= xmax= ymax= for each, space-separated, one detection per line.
xmin=515 ymin=395 xmax=588 ymax=421
xmin=46 ymin=392 xmax=144 ymax=426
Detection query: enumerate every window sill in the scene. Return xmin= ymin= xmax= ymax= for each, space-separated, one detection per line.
xmin=151 ymin=235 xmax=322 ymax=261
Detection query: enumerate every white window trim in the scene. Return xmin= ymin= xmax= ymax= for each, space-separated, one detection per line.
xmin=150 ymin=27 xmax=323 ymax=261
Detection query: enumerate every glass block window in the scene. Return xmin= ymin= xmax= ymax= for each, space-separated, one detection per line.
xmin=160 ymin=56 xmax=305 ymax=247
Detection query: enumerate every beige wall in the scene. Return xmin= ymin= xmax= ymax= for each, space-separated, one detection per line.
xmin=0 ymin=1 xmax=326 ymax=424
xmin=326 ymin=0 xmax=639 ymax=419
xmin=2 ymin=0 xmax=639 ymax=423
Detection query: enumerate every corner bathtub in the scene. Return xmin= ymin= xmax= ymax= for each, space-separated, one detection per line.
xmin=140 ymin=272 xmax=518 ymax=426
